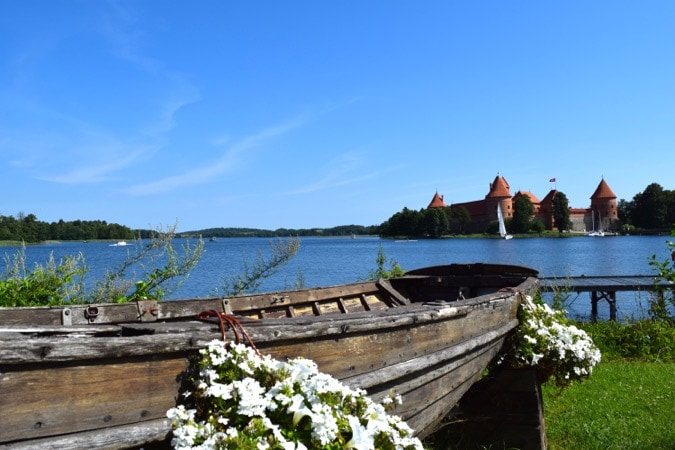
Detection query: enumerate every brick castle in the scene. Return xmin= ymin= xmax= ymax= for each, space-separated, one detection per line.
xmin=428 ymin=175 xmax=619 ymax=233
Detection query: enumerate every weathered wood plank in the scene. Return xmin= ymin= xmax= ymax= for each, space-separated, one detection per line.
xmin=343 ymin=319 xmax=518 ymax=390
xmin=0 ymin=418 xmax=171 ymax=450
xmin=0 ymin=357 xmax=185 ymax=443
xmin=386 ymin=344 xmax=501 ymax=437
xmin=539 ymin=275 xmax=673 ymax=292
xmin=0 ymin=299 xmax=497 ymax=365
xmin=377 ymin=279 xmax=411 ymax=305
xmin=0 ymin=282 xmax=383 ymax=327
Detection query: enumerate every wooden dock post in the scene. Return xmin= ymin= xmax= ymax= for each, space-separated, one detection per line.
xmin=591 ymin=290 xmax=617 ymax=321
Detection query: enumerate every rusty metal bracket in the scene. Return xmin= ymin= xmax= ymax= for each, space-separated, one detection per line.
xmin=221 ymin=298 xmax=233 ymax=315
xmin=137 ymin=300 xmax=159 ymax=322
xmin=271 ymin=295 xmax=290 ymax=304
xmin=61 ymin=308 xmax=72 ymax=326
xmin=84 ymin=306 xmax=99 ymax=323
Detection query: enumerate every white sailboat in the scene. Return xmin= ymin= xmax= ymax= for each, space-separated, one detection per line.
xmin=497 ymin=203 xmax=513 ymax=240
xmin=586 ymin=210 xmax=605 ymax=237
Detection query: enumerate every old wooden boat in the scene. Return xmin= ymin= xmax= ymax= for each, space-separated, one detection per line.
xmin=0 ymin=263 xmax=538 ymax=449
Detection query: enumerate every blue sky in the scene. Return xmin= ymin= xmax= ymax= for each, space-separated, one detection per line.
xmin=1 ymin=1 xmax=673 ymax=231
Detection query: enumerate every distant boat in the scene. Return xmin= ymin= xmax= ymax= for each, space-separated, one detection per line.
xmin=209 ymin=237 xmax=217 ymax=242
xmin=109 ymin=241 xmax=131 ymax=247
xmin=586 ymin=211 xmax=604 ymax=237
xmin=497 ymin=203 xmax=513 ymax=240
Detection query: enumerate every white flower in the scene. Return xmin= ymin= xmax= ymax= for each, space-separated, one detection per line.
xmin=512 ymin=295 xmax=601 ymax=388
xmin=234 ymin=377 xmax=267 ymax=417
xmin=204 ymin=381 xmax=233 ymax=400
xmin=523 ymin=334 xmax=537 ymax=344
xmin=531 ymin=353 xmax=544 ymax=365
xmin=281 ymin=442 xmax=308 ymax=450
xmin=168 ymin=340 xmax=424 ymax=449
xmin=287 ymin=393 xmax=313 ymax=425
xmin=346 ymin=415 xmax=374 ymax=450
xmin=308 ymin=402 xmax=339 ymax=445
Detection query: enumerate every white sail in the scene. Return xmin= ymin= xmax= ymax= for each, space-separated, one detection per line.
xmin=587 ymin=210 xmax=604 ymax=237
xmin=497 ymin=203 xmax=513 ymax=240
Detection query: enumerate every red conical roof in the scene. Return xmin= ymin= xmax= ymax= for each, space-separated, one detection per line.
xmin=591 ymin=178 xmax=616 ymax=199
xmin=486 ymin=175 xmax=511 ymax=198
xmin=427 ymin=191 xmax=447 ymax=208
xmin=514 ymin=190 xmax=541 ymax=204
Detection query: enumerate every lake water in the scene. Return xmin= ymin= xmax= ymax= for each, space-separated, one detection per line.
xmin=3 ymin=235 xmax=672 ymax=320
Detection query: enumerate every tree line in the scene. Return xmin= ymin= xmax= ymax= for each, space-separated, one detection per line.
xmin=0 ymin=215 xmax=379 ymax=243
xmin=0 ymin=213 xmax=136 ymax=243
xmin=179 ymin=224 xmax=379 ymax=238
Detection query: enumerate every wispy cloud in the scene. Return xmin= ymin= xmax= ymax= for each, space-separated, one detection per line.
xmin=285 ymin=152 xmax=376 ymax=195
xmin=124 ymin=119 xmax=303 ymax=196
xmin=41 ymin=144 xmax=150 ymax=184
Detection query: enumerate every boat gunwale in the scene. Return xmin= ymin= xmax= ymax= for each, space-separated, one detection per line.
xmin=0 ymin=272 xmax=538 ymax=328
xmin=0 ymin=277 xmax=537 ymax=366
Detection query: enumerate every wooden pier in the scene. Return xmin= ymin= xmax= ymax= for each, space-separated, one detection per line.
xmin=539 ymin=275 xmax=674 ymax=320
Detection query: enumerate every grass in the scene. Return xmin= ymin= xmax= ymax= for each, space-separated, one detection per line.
xmin=543 ymin=360 xmax=675 ymax=449
xmin=543 ymin=317 xmax=675 ymax=450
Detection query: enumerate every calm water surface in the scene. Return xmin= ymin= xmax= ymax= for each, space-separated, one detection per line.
xmin=4 ymin=235 xmax=672 ymax=320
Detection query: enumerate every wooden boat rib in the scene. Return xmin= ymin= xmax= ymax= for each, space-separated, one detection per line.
xmin=0 ymin=263 xmax=538 ymax=449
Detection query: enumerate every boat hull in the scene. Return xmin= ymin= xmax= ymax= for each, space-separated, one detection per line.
xmin=0 ymin=263 xmax=538 ymax=449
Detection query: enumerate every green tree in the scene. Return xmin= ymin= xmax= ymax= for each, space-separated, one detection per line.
xmin=449 ymin=205 xmax=470 ymax=234
xmin=617 ymin=199 xmax=633 ymax=228
xmin=422 ymin=208 xmax=449 ymax=238
xmin=379 ymin=207 xmax=422 ymax=238
xmin=511 ymin=196 xmax=534 ymax=233
xmin=552 ymin=191 xmax=572 ymax=232
xmin=632 ymin=183 xmax=669 ymax=229
xmin=530 ymin=219 xmax=546 ymax=234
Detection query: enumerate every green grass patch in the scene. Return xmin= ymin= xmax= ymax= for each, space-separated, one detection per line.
xmin=543 ymin=360 xmax=675 ymax=449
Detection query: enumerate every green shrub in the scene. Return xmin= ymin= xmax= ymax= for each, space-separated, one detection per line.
xmin=0 ymin=248 xmax=86 ymax=307
xmin=577 ymin=320 xmax=675 ymax=362
xmin=364 ymin=244 xmax=405 ymax=280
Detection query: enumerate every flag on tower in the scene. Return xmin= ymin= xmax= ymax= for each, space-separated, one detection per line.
xmin=549 ymin=178 xmax=556 ymax=182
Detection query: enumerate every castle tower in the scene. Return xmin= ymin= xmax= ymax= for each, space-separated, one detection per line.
xmin=427 ymin=191 xmax=447 ymax=208
xmin=485 ymin=175 xmax=513 ymax=219
xmin=538 ymin=190 xmax=558 ymax=230
xmin=590 ymin=178 xmax=618 ymax=231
